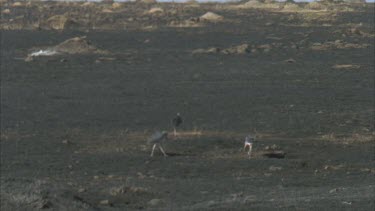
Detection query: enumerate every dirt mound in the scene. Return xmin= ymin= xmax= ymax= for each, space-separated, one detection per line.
xmin=199 ymin=12 xmax=224 ymax=22
xmin=281 ymin=3 xmax=301 ymax=11
xmin=304 ymin=2 xmax=328 ymax=11
xmin=81 ymin=2 xmax=93 ymax=7
xmin=27 ymin=36 xmax=108 ymax=60
xmin=46 ymin=15 xmax=78 ymax=30
xmin=11 ymin=2 xmax=23 ymax=7
xmin=54 ymin=37 xmax=106 ymax=54
xmin=112 ymin=2 xmax=123 ymax=9
xmin=236 ymin=0 xmax=281 ymax=9
xmin=147 ymin=7 xmax=164 ymax=14
xmin=2 ymin=8 xmax=10 ymax=14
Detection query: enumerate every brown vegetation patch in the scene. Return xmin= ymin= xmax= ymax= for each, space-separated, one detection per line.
xmin=109 ymin=185 xmax=150 ymax=196
xmin=192 ymin=44 xmax=251 ymax=55
xmin=299 ymin=12 xmax=338 ymax=23
xmin=168 ymin=18 xmax=203 ymax=28
xmin=346 ymin=27 xmax=375 ymax=37
xmin=320 ymin=133 xmax=374 ymax=144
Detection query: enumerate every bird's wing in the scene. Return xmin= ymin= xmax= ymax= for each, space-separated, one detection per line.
xmin=148 ymin=131 xmax=163 ymax=143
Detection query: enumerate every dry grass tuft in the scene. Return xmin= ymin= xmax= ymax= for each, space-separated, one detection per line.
xmin=234 ymin=0 xmax=281 ymax=10
xmin=332 ymin=64 xmax=361 ymax=70
xmin=281 ymin=3 xmax=302 ymax=12
xmin=304 ymin=2 xmax=329 ymax=11
xmin=320 ymin=133 xmax=374 ymax=144
xmin=311 ymin=40 xmax=369 ymax=50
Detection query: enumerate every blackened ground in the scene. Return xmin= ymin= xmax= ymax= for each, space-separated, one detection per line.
xmin=1 ymin=4 xmax=374 ymax=211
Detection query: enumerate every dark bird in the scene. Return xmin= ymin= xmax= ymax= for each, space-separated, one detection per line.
xmin=172 ymin=113 xmax=183 ymax=137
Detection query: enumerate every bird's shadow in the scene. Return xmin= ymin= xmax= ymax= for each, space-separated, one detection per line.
xmin=166 ymin=152 xmax=195 ymax=157
xmin=262 ymin=152 xmax=286 ymax=159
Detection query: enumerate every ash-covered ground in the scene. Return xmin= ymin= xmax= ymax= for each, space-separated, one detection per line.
xmin=1 ymin=1 xmax=374 ymax=210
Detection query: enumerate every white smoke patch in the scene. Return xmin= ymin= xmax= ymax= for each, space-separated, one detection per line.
xmin=29 ymin=49 xmax=58 ymax=57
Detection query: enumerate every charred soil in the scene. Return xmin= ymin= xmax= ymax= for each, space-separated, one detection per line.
xmin=1 ymin=1 xmax=374 ymax=210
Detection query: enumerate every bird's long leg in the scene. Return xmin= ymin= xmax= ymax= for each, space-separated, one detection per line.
xmin=248 ymin=144 xmax=253 ymax=158
xmin=151 ymin=144 xmax=156 ymax=157
xmin=159 ymin=144 xmax=167 ymax=157
xmin=173 ymin=127 xmax=177 ymax=137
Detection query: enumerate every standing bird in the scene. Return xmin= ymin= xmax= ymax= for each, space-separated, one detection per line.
xmin=148 ymin=131 xmax=168 ymax=157
xmin=172 ymin=113 xmax=183 ymax=137
xmin=244 ymin=134 xmax=255 ymax=158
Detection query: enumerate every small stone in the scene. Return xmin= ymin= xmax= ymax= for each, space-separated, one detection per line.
xmin=137 ymin=172 xmax=146 ymax=179
xmin=148 ymin=198 xmax=163 ymax=206
xmin=2 ymin=9 xmax=11 ymax=14
xmin=335 ymin=39 xmax=342 ymax=43
xmin=329 ymin=188 xmax=338 ymax=193
xmin=271 ymin=144 xmax=278 ymax=150
xmin=109 ymin=186 xmax=126 ymax=196
xmin=269 ymin=166 xmax=283 ymax=171
xmin=12 ymin=2 xmax=23 ymax=7
xmin=93 ymin=175 xmax=99 ymax=180
xmin=100 ymin=199 xmax=112 ymax=206
xmin=78 ymin=188 xmax=86 ymax=193
xmin=62 ymin=139 xmax=69 ymax=144
xmin=285 ymin=58 xmax=296 ymax=63
xmin=37 ymin=200 xmax=52 ymax=209
xmin=265 ymin=22 xmax=273 ymax=26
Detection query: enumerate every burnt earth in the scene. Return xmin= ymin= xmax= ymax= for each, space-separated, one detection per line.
xmin=1 ymin=1 xmax=374 ymax=211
